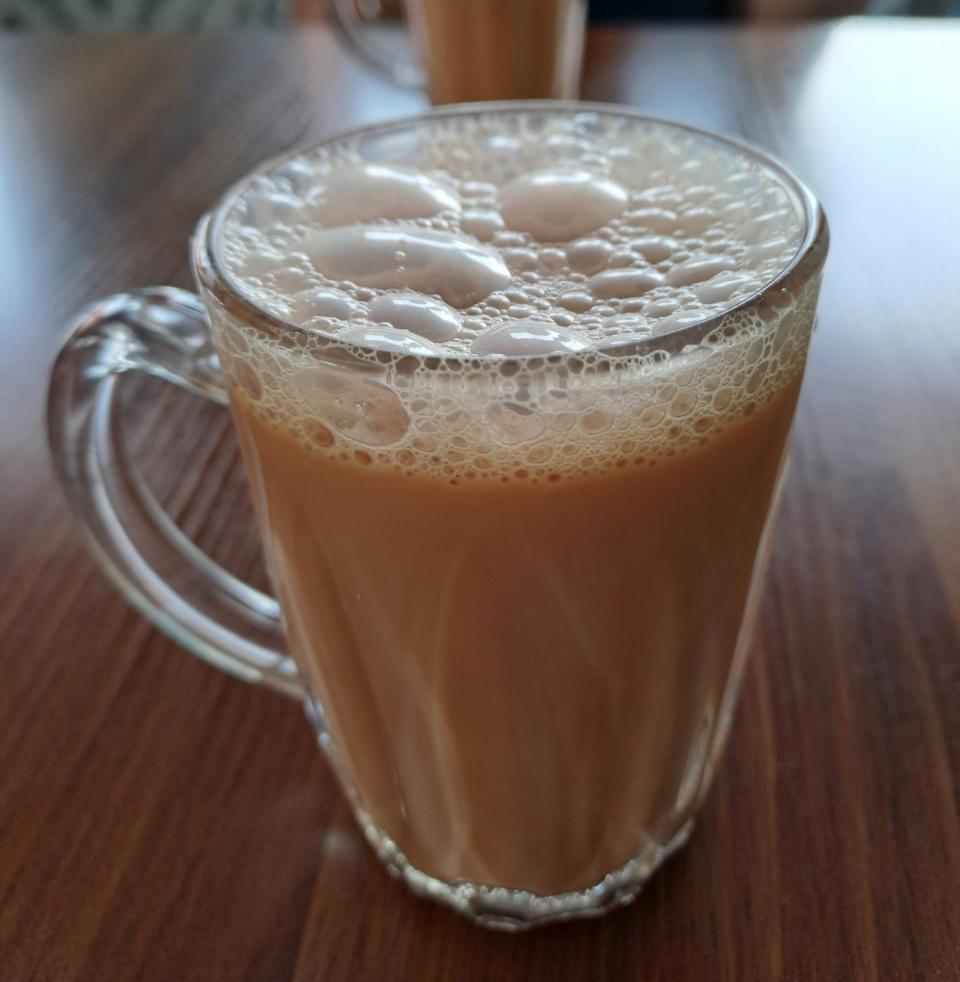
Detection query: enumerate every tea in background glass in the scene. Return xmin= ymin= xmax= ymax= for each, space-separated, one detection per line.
xmin=327 ymin=0 xmax=586 ymax=102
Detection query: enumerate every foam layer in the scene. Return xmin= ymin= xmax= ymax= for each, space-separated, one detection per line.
xmin=207 ymin=109 xmax=818 ymax=483
xmin=217 ymin=112 xmax=803 ymax=355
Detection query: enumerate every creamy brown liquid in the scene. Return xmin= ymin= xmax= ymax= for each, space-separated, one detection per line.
xmin=229 ymin=377 xmax=798 ymax=894
xmin=406 ymin=0 xmax=586 ymax=104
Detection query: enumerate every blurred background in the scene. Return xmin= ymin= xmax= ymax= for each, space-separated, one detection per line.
xmin=0 ymin=0 xmax=954 ymax=33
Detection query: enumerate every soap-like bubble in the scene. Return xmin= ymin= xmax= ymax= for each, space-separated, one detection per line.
xmin=472 ymin=320 xmax=591 ymax=356
xmin=666 ymin=255 xmax=738 ymax=287
xmin=303 ymin=226 xmax=510 ymax=308
xmin=306 ymin=163 xmax=459 ymax=225
xmin=369 ymin=294 xmax=460 ymax=342
xmin=339 ymin=324 xmax=445 ymax=356
xmin=499 ymin=170 xmax=628 ymax=242
xmin=589 ymin=269 xmax=665 ymax=299
xmin=565 ymin=238 xmax=614 ymax=274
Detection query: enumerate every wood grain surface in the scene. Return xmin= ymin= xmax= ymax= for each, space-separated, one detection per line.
xmin=1 ymin=19 xmax=958 ymax=982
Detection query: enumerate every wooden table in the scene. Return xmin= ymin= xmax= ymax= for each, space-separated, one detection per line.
xmin=1 ymin=19 xmax=958 ymax=981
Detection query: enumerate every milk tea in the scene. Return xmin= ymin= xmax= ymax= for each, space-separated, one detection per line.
xmin=205 ymin=110 xmax=818 ymax=897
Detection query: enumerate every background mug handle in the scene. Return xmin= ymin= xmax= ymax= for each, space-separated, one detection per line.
xmin=326 ymin=0 xmax=425 ymax=88
xmin=47 ymin=286 xmax=305 ymax=700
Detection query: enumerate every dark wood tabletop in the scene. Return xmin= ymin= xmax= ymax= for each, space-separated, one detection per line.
xmin=1 ymin=18 xmax=958 ymax=981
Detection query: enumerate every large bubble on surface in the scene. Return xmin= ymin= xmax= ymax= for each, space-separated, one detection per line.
xmin=306 ymin=163 xmax=459 ymax=226
xmin=472 ymin=320 xmax=590 ymax=356
xmin=666 ymin=255 xmax=738 ymax=287
xmin=338 ymin=325 xmax=444 ymax=357
xmin=498 ymin=170 xmax=628 ymax=242
xmin=303 ymin=226 xmax=510 ymax=309
xmin=369 ymin=293 xmax=461 ymax=342
xmin=589 ymin=269 xmax=665 ymax=299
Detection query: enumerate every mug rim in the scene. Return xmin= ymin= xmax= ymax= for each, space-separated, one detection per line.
xmin=195 ymin=100 xmax=829 ymax=365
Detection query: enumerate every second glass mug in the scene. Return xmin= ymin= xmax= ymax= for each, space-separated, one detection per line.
xmin=326 ymin=0 xmax=587 ymax=104
xmin=48 ymin=104 xmax=828 ymax=930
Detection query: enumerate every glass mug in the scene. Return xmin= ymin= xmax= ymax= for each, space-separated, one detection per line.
xmin=48 ymin=104 xmax=828 ymax=930
xmin=327 ymin=0 xmax=586 ymax=103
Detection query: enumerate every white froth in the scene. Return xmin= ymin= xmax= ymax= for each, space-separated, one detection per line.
xmin=293 ymin=367 xmax=410 ymax=445
xmin=215 ymin=114 xmax=803 ymax=356
xmin=209 ymin=110 xmax=818 ymax=484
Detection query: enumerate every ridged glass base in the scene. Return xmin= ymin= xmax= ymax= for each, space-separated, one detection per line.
xmin=305 ymin=694 xmax=694 ymax=929
xmin=357 ymin=805 xmax=694 ymax=930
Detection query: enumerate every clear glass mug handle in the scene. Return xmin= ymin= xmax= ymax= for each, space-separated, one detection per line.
xmin=46 ymin=286 xmax=305 ymax=700
xmin=327 ymin=0 xmax=424 ymax=88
